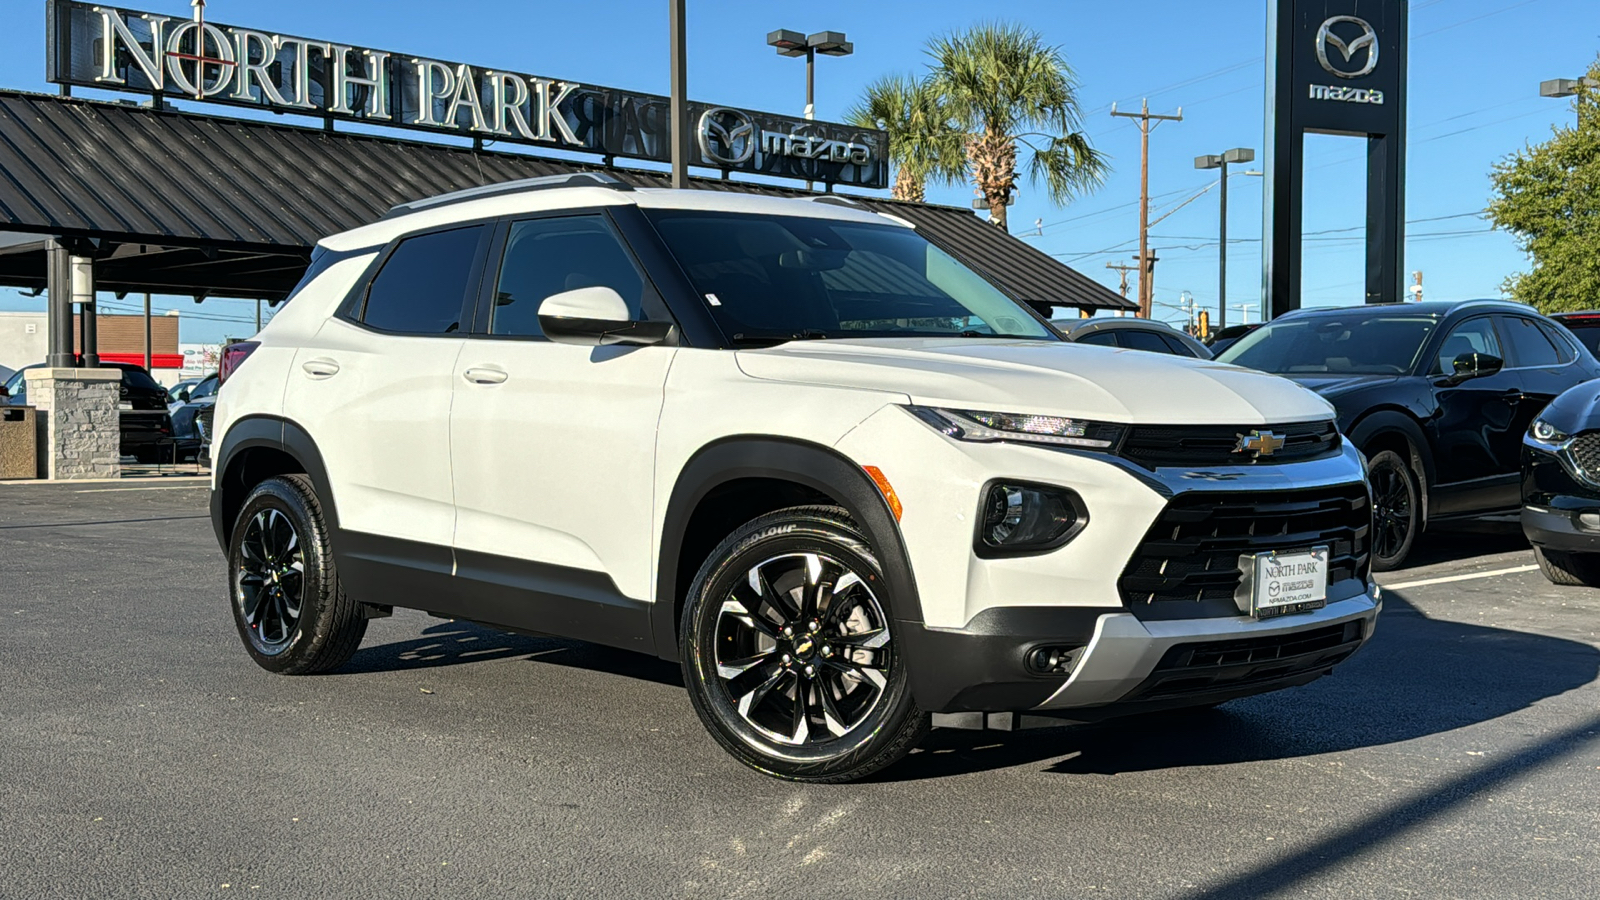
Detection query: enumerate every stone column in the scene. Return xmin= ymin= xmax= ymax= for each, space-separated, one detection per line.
xmin=23 ymin=367 xmax=122 ymax=480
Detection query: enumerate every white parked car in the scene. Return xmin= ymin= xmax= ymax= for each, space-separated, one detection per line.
xmin=210 ymin=174 xmax=1380 ymax=782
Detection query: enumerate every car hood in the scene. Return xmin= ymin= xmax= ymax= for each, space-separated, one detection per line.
xmin=735 ymin=338 xmax=1335 ymax=424
xmin=1285 ymin=374 xmax=1402 ymax=397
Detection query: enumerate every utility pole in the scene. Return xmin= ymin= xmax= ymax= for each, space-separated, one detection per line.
xmin=1409 ymin=270 xmax=1424 ymax=302
xmin=1106 ymin=262 xmax=1138 ymax=317
xmin=668 ymin=0 xmax=690 ymax=189
xmin=1110 ymin=99 xmax=1182 ymax=319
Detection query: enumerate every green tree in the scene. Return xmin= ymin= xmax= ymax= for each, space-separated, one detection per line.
xmin=927 ymin=22 xmax=1107 ymax=231
xmin=846 ymin=74 xmax=964 ymax=203
xmin=1488 ymin=59 xmax=1600 ymax=312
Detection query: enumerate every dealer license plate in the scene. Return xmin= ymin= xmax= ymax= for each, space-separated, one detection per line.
xmin=1240 ymin=546 xmax=1329 ymax=619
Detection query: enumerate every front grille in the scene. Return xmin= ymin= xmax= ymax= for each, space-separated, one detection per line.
xmin=1118 ymin=484 xmax=1371 ymax=621
xmin=1124 ymin=621 xmax=1365 ymax=702
xmin=1569 ymin=432 xmax=1600 ymax=483
xmin=1119 ymin=420 xmax=1339 ymax=468
xmin=196 ymin=405 xmax=215 ymax=444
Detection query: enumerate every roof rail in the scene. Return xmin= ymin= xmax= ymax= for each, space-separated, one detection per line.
xmin=808 ymin=195 xmax=863 ymax=208
xmin=384 ymin=172 xmax=634 ymax=219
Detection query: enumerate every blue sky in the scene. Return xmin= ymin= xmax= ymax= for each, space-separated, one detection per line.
xmin=0 ymin=0 xmax=1594 ymax=341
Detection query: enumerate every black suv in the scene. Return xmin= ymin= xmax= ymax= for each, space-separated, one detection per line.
xmin=1216 ymin=300 xmax=1600 ymax=569
xmin=3 ymin=362 xmax=174 ymax=462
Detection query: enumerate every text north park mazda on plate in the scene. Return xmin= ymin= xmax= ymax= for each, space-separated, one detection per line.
xmin=209 ymin=174 xmax=1380 ymax=782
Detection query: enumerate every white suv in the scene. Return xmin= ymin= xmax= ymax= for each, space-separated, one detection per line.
xmin=210 ymin=174 xmax=1380 ymax=782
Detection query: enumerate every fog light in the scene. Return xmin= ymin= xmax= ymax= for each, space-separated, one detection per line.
xmin=1025 ymin=645 xmax=1084 ymax=676
xmin=1579 ymin=512 xmax=1600 ymax=531
xmin=976 ymin=482 xmax=1085 ymax=556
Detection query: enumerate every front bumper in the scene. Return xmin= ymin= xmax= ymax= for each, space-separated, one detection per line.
xmin=906 ymin=584 xmax=1380 ymax=716
xmin=1521 ymin=438 xmax=1600 ymax=553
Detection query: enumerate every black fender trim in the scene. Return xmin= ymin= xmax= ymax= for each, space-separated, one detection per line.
xmin=651 ymin=436 xmax=922 ymax=664
xmin=211 ymin=414 xmax=339 ymax=552
xmin=1347 ymin=410 xmax=1434 ymax=525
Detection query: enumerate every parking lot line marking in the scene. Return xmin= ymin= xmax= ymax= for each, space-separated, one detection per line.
xmin=73 ymin=485 xmax=209 ymax=493
xmin=1383 ymin=564 xmax=1539 ymax=591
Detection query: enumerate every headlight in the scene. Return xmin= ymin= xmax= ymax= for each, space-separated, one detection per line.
xmin=1531 ymin=418 xmax=1570 ymax=444
xmin=907 ymin=406 xmax=1126 ymax=450
xmin=976 ymin=482 xmax=1087 ymax=556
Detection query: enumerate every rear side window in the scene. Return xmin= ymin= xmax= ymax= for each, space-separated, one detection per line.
xmin=1537 ymin=321 xmax=1579 ymax=363
xmin=1498 ymin=315 xmax=1562 ymax=368
xmin=360 ymin=226 xmax=484 ymax=334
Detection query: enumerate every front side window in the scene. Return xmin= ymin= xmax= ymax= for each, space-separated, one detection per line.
xmin=1074 ymin=330 xmax=1119 ymax=348
xmin=189 ymin=374 xmax=220 ymax=401
xmin=491 ymin=216 xmax=647 ymax=338
xmin=1433 ymin=318 xmax=1502 ymax=374
xmin=643 ymin=210 xmax=1055 ymax=342
xmin=1117 ymin=329 xmax=1181 ymax=355
xmin=1219 ymin=314 xmax=1436 ymax=375
xmin=360 ymin=226 xmax=484 ymax=335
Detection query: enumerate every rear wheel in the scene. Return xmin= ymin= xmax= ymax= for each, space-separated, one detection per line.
xmin=1368 ymin=449 xmax=1419 ymax=572
xmin=227 ymin=475 xmax=366 ymax=674
xmin=681 ymin=506 xmax=928 ymax=782
xmin=1533 ymin=546 xmax=1600 ymax=587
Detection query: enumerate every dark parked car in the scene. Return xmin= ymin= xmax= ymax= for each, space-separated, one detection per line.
xmin=1051 ymin=317 xmax=1212 ymax=358
xmin=1521 ymin=379 xmax=1600 ymax=585
xmin=1206 ymin=322 xmax=1264 ymax=356
xmin=1550 ymin=311 xmax=1600 ymax=358
xmin=1216 ymin=300 xmax=1600 ymax=570
xmin=3 ymin=362 xmax=175 ymax=462
xmin=170 ymin=373 xmax=218 ymax=460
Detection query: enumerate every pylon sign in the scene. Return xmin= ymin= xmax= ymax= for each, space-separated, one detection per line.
xmin=1263 ymin=0 xmax=1408 ymax=319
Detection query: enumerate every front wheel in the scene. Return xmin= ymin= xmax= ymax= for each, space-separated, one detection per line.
xmin=227 ymin=474 xmax=366 ymax=674
xmin=1367 ymin=449 xmax=1420 ymax=572
xmin=1534 ymin=546 xmax=1600 ymax=587
xmin=681 ymin=506 xmax=928 ymax=782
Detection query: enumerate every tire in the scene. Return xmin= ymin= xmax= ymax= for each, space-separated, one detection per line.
xmin=1533 ymin=546 xmax=1600 ymax=587
xmin=680 ymin=505 xmax=929 ymax=783
xmin=1367 ymin=449 xmax=1420 ymax=572
xmin=227 ymin=474 xmax=366 ymax=674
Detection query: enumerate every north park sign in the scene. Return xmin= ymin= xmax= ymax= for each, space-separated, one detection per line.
xmin=44 ymin=0 xmax=887 ymax=188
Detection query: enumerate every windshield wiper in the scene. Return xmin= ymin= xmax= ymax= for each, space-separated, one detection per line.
xmin=729 ymin=329 xmax=835 ymax=346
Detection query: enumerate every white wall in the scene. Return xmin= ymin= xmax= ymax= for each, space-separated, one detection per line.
xmin=0 ymin=311 xmax=47 ymax=374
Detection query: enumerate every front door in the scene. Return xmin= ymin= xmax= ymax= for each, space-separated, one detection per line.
xmin=1428 ymin=315 xmax=1521 ymax=514
xmin=449 ymin=213 xmax=676 ymax=646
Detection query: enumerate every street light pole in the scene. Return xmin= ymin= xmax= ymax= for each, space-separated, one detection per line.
xmin=669 ymin=0 xmax=689 ymax=189
xmin=1194 ymin=147 xmax=1254 ymax=330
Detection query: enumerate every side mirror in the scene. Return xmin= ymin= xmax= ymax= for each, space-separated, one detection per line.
xmin=1450 ymin=351 xmax=1503 ymax=383
xmin=177 ymin=389 xmax=191 ymax=402
xmin=537 ymin=287 xmax=672 ymax=347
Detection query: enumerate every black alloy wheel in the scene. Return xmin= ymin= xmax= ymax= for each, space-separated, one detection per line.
xmin=228 ymin=474 xmax=366 ymax=674
xmin=1367 ymin=449 xmax=1419 ymax=572
xmin=682 ymin=506 xmax=928 ymax=782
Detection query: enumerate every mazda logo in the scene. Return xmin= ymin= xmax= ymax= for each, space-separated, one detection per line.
xmin=697 ymin=107 xmax=757 ymax=166
xmin=1315 ymin=16 xmax=1379 ymax=79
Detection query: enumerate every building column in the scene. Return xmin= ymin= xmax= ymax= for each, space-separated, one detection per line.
xmin=22 ymin=366 xmax=121 ymax=480
xmin=45 ymin=239 xmax=75 ymax=367
xmin=73 ymin=255 xmax=99 ymax=367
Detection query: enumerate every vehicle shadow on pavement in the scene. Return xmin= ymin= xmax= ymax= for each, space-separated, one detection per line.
xmin=341 ymin=620 xmax=685 ymax=688
xmin=888 ymin=594 xmax=1600 ymax=781
xmin=1390 ymin=522 xmax=1530 ymax=571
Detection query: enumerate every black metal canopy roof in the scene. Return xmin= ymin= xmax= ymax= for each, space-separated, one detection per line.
xmin=0 ymin=89 xmax=1133 ymax=310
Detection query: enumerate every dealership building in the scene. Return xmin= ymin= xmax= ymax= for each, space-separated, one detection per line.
xmin=0 ymin=1 xmax=1132 ymax=479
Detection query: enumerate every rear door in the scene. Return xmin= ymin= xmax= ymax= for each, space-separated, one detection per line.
xmin=448 ymin=212 xmax=677 ymax=638
xmin=281 ymin=224 xmax=488 ymax=549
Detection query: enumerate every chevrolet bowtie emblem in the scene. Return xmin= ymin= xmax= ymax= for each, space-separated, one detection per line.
xmin=1235 ymin=430 xmax=1286 ymax=459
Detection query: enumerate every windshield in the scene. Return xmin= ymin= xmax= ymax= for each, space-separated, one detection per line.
xmin=1217 ymin=314 xmax=1437 ymax=375
xmin=643 ymin=210 xmax=1056 ymax=342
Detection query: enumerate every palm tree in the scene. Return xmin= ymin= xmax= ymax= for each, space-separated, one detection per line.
xmin=846 ymin=74 xmax=964 ymax=203
xmin=927 ymin=23 xmax=1107 ymax=230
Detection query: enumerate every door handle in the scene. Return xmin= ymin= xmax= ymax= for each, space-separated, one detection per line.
xmin=301 ymin=358 xmax=340 ymax=379
xmin=463 ymin=366 xmax=508 ymax=385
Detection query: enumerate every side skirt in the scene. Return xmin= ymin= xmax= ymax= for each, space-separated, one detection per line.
xmin=333 ymin=531 xmax=655 ymax=655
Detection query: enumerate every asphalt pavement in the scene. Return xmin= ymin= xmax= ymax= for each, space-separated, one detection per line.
xmin=2 ymin=483 xmax=1597 ymax=899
